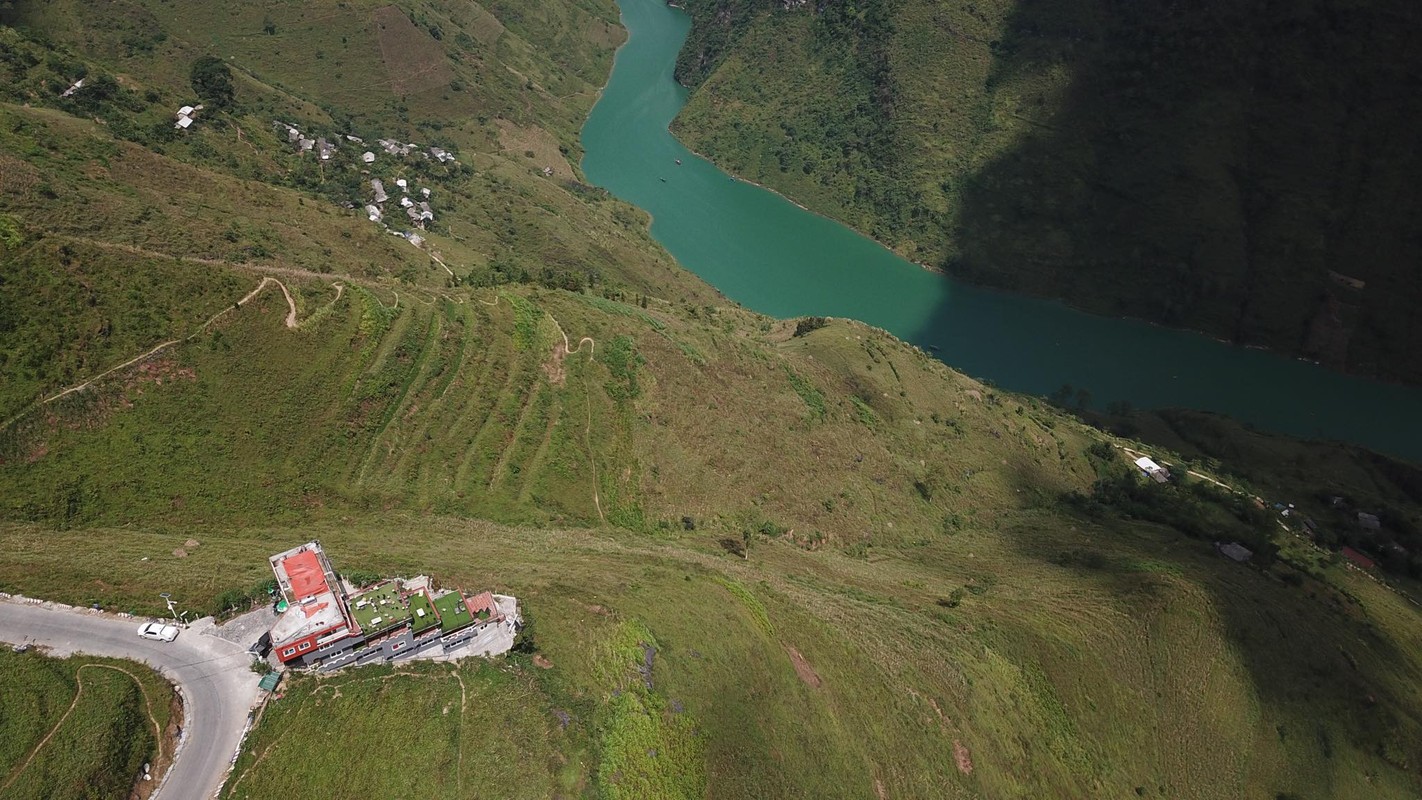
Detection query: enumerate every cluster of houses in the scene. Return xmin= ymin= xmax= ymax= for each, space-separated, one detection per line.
xmin=366 ymin=177 xmax=436 ymax=230
xmin=273 ymin=121 xmax=349 ymax=160
xmin=269 ymin=121 xmax=455 ymax=245
xmin=267 ymin=541 xmax=518 ymax=671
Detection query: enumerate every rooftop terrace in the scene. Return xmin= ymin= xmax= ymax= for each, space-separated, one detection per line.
xmin=432 ymin=591 xmax=475 ymax=633
xmin=348 ymin=582 xmax=412 ymax=636
xmin=408 ymin=591 xmax=440 ymax=634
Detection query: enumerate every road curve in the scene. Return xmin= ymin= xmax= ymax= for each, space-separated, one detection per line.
xmin=0 ymin=599 xmax=261 ymax=800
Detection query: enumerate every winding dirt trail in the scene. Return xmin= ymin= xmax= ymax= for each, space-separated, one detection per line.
xmin=3 ymin=277 xmax=346 ymax=434
xmin=0 ymin=663 xmax=165 ymax=795
xmin=478 ymin=293 xmax=604 ymax=520
xmin=34 ymin=277 xmax=297 ymax=409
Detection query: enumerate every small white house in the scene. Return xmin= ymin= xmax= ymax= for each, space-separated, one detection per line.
xmin=362 ymin=151 xmax=376 ymax=164
xmin=1134 ymin=456 xmax=1170 ymax=484
xmin=370 ymin=179 xmax=388 ymax=204
xmin=395 ymin=178 xmax=408 ymax=191
xmin=60 ymin=78 xmax=85 ymax=97
xmin=365 ymin=204 xmax=382 ymax=222
xmin=174 ymin=104 xmax=203 ymax=130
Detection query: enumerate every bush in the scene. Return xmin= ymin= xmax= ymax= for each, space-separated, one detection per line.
xmin=793 ymin=316 xmax=828 ymax=337
xmin=190 ymin=55 xmax=234 ymax=109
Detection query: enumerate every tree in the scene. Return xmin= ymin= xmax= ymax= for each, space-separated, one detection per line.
xmin=190 ymin=56 xmax=234 ymax=109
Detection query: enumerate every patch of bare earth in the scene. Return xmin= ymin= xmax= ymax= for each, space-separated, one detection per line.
xmin=785 ymin=646 xmax=822 ymax=688
xmin=532 ymin=654 xmax=554 ymax=669
xmin=953 ymin=740 xmax=973 ymax=775
xmin=874 ymin=777 xmax=887 ymax=799
xmin=543 ymin=339 xmax=568 ymax=386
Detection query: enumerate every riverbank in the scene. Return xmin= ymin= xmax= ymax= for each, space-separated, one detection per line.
xmin=580 ymin=0 xmax=1422 ymax=463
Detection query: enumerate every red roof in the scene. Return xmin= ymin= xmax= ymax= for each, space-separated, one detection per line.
xmin=465 ymin=591 xmax=496 ymax=616
xmin=1341 ymin=546 xmax=1376 ymax=570
xmin=283 ymin=550 xmax=329 ymax=599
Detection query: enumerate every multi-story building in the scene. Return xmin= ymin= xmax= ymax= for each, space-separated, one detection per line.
xmin=267 ymin=541 xmax=517 ymax=670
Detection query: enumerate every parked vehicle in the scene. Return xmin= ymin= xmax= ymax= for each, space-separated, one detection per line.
xmin=137 ymin=622 xmax=179 ymax=642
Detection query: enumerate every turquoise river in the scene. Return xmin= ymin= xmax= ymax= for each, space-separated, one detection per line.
xmin=581 ymin=0 xmax=1422 ymax=462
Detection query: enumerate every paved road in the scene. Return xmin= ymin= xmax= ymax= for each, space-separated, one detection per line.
xmin=0 ymin=599 xmax=261 ymax=800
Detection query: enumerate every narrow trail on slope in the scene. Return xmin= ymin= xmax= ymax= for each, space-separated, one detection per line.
xmin=477 ymin=292 xmax=604 ymax=521
xmin=0 ymin=663 xmax=165 ymax=794
xmin=547 ymin=310 xmax=602 ymax=522
xmin=3 ymin=278 xmax=341 ymax=431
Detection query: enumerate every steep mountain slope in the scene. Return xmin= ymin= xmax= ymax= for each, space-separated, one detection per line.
xmin=672 ymin=0 xmax=1422 ymax=384
xmin=1 ymin=2 xmax=1421 ymax=798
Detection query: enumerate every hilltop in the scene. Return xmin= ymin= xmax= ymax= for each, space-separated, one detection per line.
xmin=1 ymin=1 xmax=1421 ymax=798
xmin=672 ymin=0 xmax=1422 ymax=384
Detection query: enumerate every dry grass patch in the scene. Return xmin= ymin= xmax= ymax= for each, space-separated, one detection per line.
xmin=496 ymin=120 xmax=574 ymax=178
xmin=373 ymin=5 xmax=454 ymax=96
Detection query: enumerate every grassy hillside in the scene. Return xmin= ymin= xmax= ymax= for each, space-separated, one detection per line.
xmin=0 ymin=650 xmax=177 ymax=800
xmin=1 ymin=1 xmax=1422 ymax=798
xmin=672 ymin=0 xmax=1422 ymax=385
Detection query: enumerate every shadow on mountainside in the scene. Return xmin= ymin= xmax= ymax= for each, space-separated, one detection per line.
xmin=990 ymin=451 xmax=1422 ymax=794
xmin=927 ymin=0 xmax=1422 ymax=384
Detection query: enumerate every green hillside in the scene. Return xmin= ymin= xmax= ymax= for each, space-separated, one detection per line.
xmin=672 ymin=0 xmax=1422 ymax=385
xmin=1 ymin=1 xmax=1421 ymax=798
xmin=0 ymin=651 xmax=177 ymax=800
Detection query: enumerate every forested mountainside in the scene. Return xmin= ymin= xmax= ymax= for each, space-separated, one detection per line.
xmin=672 ymin=0 xmax=1422 ymax=384
xmin=2 ymin=1 xmax=1422 ymax=797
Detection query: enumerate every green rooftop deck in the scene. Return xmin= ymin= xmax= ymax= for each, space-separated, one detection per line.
xmin=349 ymin=583 xmax=412 ymax=635
xmin=408 ymin=592 xmax=440 ymax=634
xmin=433 ymin=591 xmax=475 ymax=633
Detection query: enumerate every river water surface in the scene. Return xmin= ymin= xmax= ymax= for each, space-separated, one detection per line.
xmin=581 ymin=0 xmax=1422 ymax=461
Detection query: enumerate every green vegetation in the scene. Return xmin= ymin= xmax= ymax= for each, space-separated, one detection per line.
xmin=0 ymin=650 xmax=176 ymax=800
xmin=673 ymin=0 xmax=1422 ymax=384
xmin=224 ymin=660 xmax=559 ymax=799
xmin=0 ymin=0 xmax=1420 ymax=797
xmin=189 ymin=55 xmax=233 ymax=109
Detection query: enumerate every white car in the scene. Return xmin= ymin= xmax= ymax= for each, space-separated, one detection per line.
xmin=137 ymin=622 xmax=179 ymax=642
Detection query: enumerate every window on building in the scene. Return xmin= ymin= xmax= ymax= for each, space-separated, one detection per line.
xmin=299 ymin=641 xmax=311 ymax=651
xmin=282 ymin=647 xmax=296 ymax=657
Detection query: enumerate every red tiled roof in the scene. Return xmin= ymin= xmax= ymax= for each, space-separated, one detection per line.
xmin=284 ymin=550 xmax=328 ymax=599
xmin=1341 ymin=546 xmax=1376 ymax=570
xmin=465 ymin=591 xmax=496 ymax=616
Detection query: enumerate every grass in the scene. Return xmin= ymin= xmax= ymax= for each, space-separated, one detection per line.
xmin=0 ymin=650 xmax=176 ymax=800
xmin=1 ymin=0 xmax=1421 ymax=797
xmin=671 ymin=0 xmax=1422 ymax=384
xmin=224 ymin=660 xmax=560 ymax=800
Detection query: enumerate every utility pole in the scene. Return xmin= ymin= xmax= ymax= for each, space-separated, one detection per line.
xmin=160 ymin=592 xmax=182 ymax=626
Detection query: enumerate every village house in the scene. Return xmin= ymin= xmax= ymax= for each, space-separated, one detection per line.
xmin=1134 ymin=456 xmax=1171 ymax=484
xmin=174 ymin=104 xmax=203 ymax=130
xmin=1358 ymin=512 xmax=1382 ymax=531
xmin=1214 ymin=541 xmax=1253 ymax=563
xmin=370 ymin=179 xmax=388 ymax=204
xmin=1341 ymin=546 xmax=1377 ymax=570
